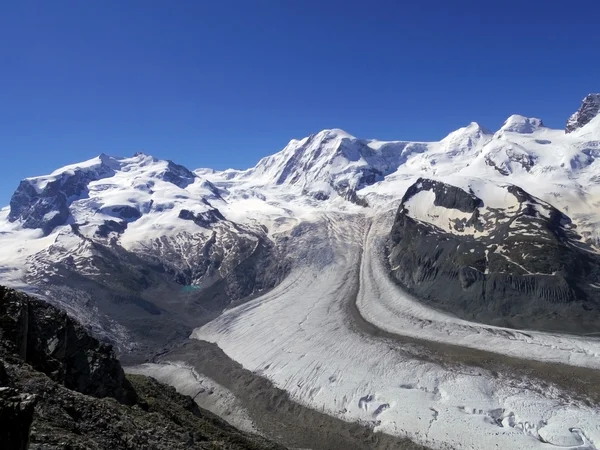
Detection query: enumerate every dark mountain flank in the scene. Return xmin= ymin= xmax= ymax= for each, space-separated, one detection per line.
xmin=0 ymin=286 xmax=285 ymax=450
xmin=388 ymin=178 xmax=600 ymax=333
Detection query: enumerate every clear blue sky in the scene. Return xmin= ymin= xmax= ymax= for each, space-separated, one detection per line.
xmin=1 ymin=0 xmax=599 ymax=205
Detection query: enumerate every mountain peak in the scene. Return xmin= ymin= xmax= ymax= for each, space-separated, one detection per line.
xmin=314 ymin=128 xmax=354 ymax=139
xmin=566 ymin=93 xmax=600 ymax=133
xmin=498 ymin=115 xmax=544 ymax=134
xmin=441 ymin=122 xmax=490 ymax=141
xmin=7 ymin=152 xmax=201 ymax=235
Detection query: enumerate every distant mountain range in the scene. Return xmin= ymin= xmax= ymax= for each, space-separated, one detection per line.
xmin=2 ymin=93 xmax=600 ymax=351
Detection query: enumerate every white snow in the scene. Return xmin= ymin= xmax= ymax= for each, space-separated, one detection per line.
xmin=497 ymin=115 xmax=545 ymax=135
xmin=404 ymin=190 xmax=475 ymax=234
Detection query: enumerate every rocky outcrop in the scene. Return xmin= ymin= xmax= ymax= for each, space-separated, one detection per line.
xmin=8 ymin=160 xmax=116 ymax=235
xmin=95 ymin=219 xmax=128 ymax=237
xmin=0 ymin=286 xmax=286 ymax=450
xmin=178 ymin=207 xmax=225 ymax=227
xmin=0 ymin=286 xmax=137 ymax=405
xmin=161 ymin=160 xmax=197 ymax=188
xmin=0 ymin=382 xmax=36 ymax=450
xmin=566 ymin=93 xmax=600 ymax=133
xmin=401 ymin=178 xmax=482 ymax=213
xmin=388 ymin=179 xmax=600 ymax=333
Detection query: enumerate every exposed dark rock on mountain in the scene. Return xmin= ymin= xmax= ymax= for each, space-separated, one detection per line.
xmin=160 ymin=160 xmax=197 ymax=188
xmin=566 ymin=93 xmax=600 ymax=133
xmin=178 ymin=207 xmax=225 ymax=227
xmin=402 ymin=178 xmax=482 ymax=213
xmin=95 ymin=219 xmax=128 ymax=237
xmin=99 ymin=205 xmax=142 ymax=221
xmin=0 ymin=381 xmax=37 ymax=450
xmin=0 ymin=285 xmax=137 ymax=405
xmin=0 ymin=286 xmax=285 ymax=450
xmin=7 ymin=155 xmax=119 ymax=235
xmin=25 ymin=224 xmax=289 ymax=358
xmin=388 ymin=178 xmax=600 ymax=333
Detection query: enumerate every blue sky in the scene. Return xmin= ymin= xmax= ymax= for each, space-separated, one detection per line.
xmin=1 ymin=0 xmax=599 ymax=205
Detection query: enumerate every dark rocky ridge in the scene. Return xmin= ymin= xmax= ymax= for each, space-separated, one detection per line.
xmin=388 ymin=178 xmax=600 ymax=333
xmin=160 ymin=160 xmax=197 ymax=188
xmin=0 ymin=286 xmax=285 ymax=450
xmin=0 ymin=285 xmax=137 ymax=405
xmin=566 ymin=93 xmax=600 ymax=133
xmin=178 ymin=207 xmax=225 ymax=227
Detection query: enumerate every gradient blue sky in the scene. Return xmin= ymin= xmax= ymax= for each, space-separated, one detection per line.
xmin=1 ymin=0 xmax=599 ymax=205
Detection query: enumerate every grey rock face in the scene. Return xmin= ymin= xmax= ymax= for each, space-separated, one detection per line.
xmin=178 ymin=207 xmax=225 ymax=227
xmin=388 ymin=179 xmax=600 ymax=333
xmin=95 ymin=219 xmax=128 ymax=237
xmin=8 ymin=162 xmax=116 ymax=235
xmin=402 ymin=178 xmax=482 ymax=213
xmin=161 ymin=160 xmax=197 ymax=188
xmin=0 ymin=286 xmax=137 ymax=405
xmin=566 ymin=93 xmax=600 ymax=133
xmin=0 ymin=287 xmax=286 ymax=450
xmin=0 ymin=385 xmax=36 ymax=450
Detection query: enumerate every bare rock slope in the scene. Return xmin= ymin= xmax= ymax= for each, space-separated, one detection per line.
xmin=0 ymin=286 xmax=285 ymax=450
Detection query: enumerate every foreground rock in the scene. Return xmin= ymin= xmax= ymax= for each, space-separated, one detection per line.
xmin=0 ymin=286 xmax=285 ymax=450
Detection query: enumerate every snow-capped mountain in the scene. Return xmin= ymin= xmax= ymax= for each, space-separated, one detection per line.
xmin=0 ymin=152 xmax=290 ymax=355
xmin=3 ymin=93 xmax=600 ymax=450
xmin=566 ymin=93 xmax=600 ymax=133
xmin=8 ymin=152 xmax=222 ymax=238
xmin=2 ymin=93 xmax=600 ymax=346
